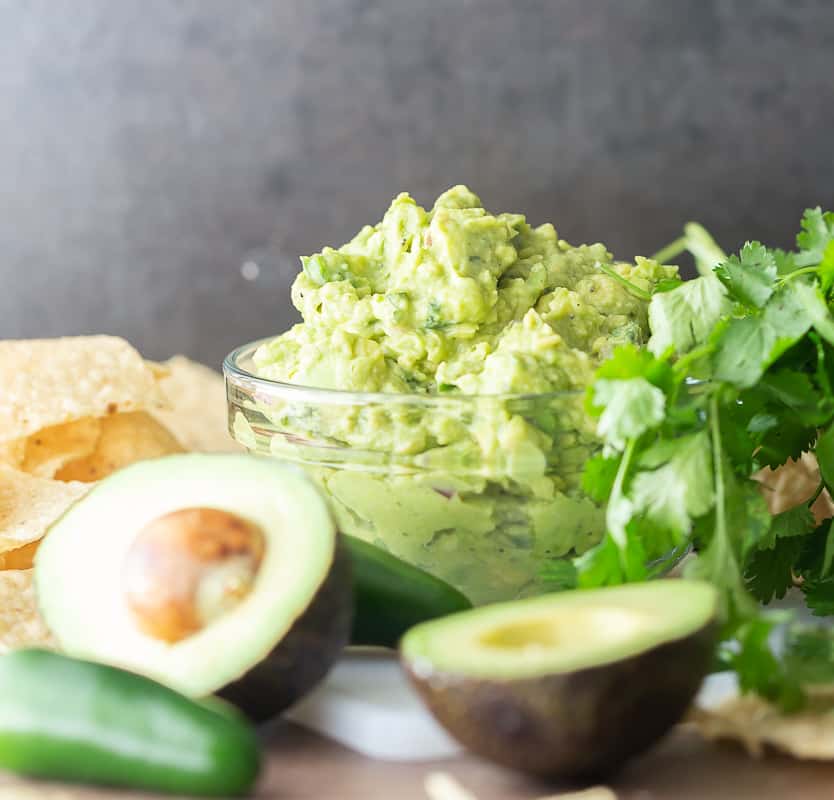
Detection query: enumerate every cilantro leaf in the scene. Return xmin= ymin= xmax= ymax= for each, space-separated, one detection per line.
xmin=629 ymin=432 xmax=714 ymax=540
xmin=745 ymin=536 xmax=803 ymax=603
xmin=717 ymin=398 xmax=760 ymax=474
xmin=744 ymin=506 xmax=814 ymax=603
xmin=791 ymin=520 xmax=834 ymax=617
xmin=758 ymin=369 xmax=820 ymax=415
xmin=537 ymin=559 xmax=577 ymax=593
xmin=592 ymin=343 xmax=674 ymax=389
xmin=714 ymin=242 xmax=777 ymax=308
xmin=648 ymin=274 xmax=731 ymax=356
xmin=729 ymin=480 xmax=773 ymax=561
xmin=803 ymin=576 xmax=834 ymax=617
xmin=790 ymin=279 xmax=834 ymax=347
xmin=773 ymin=248 xmax=797 ymax=276
xmin=740 ymin=371 xmax=823 ymax=467
xmin=712 ymin=284 xmax=813 ymax=388
xmin=625 ymin=515 xmax=683 ymax=567
xmin=759 ymin=504 xmax=816 ymax=549
xmin=574 ymin=529 xmax=648 ymax=588
xmin=590 ymin=378 xmax=666 ymax=452
xmin=795 ymin=520 xmax=834 ymax=581
xmin=756 ymin=418 xmax=817 ymax=469
xmin=819 ymin=240 xmax=834 ymax=293
xmin=581 ymin=454 xmax=620 ymax=503
xmin=795 ymin=207 xmax=834 ymax=267
xmin=783 ymin=626 xmax=834 ymax=685
xmin=721 ymin=615 xmax=805 ymax=712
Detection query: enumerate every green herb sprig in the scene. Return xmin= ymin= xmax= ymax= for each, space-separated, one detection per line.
xmin=575 ymin=209 xmax=834 ymax=708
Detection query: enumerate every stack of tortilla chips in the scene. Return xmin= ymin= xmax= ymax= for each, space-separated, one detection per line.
xmin=0 ymin=336 xmax=238 ymax=652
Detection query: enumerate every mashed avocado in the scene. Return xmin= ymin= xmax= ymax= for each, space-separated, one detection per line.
xmin=246 ymin=187 xmax=676 ymax=603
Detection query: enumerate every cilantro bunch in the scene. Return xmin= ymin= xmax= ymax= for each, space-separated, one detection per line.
xmin=557 ymin=210 xmax=834 ymax=706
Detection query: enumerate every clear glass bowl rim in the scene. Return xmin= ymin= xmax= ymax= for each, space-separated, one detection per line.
xmin=224 ymin=338 xmax=585 ymax=406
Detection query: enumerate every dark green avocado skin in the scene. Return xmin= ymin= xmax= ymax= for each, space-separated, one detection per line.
xmin=220 ymin=538 xmax=352 ymax=722
xmin=404 ymin=621 xmax=716 ymax=779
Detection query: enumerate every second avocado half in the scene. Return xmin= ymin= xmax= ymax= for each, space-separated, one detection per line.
xmin=402 ymin=579 xmax=718 ymax=778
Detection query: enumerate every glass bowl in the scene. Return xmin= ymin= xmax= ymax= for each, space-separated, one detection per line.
xmin=224 ymin=340 xmax=605 ymax=605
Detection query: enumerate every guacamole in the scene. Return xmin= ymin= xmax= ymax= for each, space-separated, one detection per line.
xmin=244 ymin=186 xmax=676 ymax=603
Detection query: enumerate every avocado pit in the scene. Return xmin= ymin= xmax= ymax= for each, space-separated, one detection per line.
xmin=123 ymin=507 xmax=265 ymax=643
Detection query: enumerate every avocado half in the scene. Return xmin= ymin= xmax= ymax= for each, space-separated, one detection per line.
xmin=401 ymin=580 xmax=718 ymax=778
xmin=35 ymin=454 xmax=352 ymax=721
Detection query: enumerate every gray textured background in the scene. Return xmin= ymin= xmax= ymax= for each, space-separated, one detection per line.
xmin=1 ymin=0 xmax=833 ymax=367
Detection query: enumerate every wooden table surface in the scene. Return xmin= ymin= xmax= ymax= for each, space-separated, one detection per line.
xmin=2 ymin=721 xmax=834 ymax=800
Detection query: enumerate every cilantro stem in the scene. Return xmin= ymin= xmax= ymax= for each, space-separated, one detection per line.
xmin=808 ymin=481 xmax=826 ymax=508
xmin=651 ymin=236 xmax=687 ymax=265
xmin=650 ymin=224 xmax=727 ymax=277
xmin=823 ymin=521 xmax=834 ymax=576
xmin=710 ymin=395 xmax=727 ymax=558
xmin=683 ymin=223 xmax=728 ymax=276
xmin=813 ymin=333 xmax=834 ymax=398
xmin=595 ymin=262 xmax=652 ymax=301
xmin=674 ymin=342 xmax=715 ymax=380
xmin=608 ymin=438 xmax=637 ymax=550
xmin=777 ymin=266 xmax=819 ymax=285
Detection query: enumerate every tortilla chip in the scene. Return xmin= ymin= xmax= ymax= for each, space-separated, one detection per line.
xmin=690 ymin=693 xmax=834 ymax=760
xmin=151 ymin=355 xmax=241 ymax=452
xmin=0 ymin=541 xmax=40 ymax=570
xmin=55 ymin=411 xmax=184 ymax=483
xmin=11 ymin=417 xmax=102 ymax=477
xmin=0 ymin=464 xmax=88 ymax=553
xmin=0 ymin=569 xmax=56 ymax=653
xmin=145 ymin=359 xmax=172 ymax=381
xmin=0 ymin=439 xmax=25 ymax=471
xmin=0 ymin=336 xmax=165 ymax=443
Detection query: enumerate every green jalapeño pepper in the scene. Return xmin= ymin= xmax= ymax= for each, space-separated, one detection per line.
xmin=0 ymin=649 xmax=260 ymax=796
xmin=345 ymin=534 xmax=472 ymax=648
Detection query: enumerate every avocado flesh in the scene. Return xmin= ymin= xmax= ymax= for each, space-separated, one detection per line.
xmin=35 ymin=454 xmax=352 ymax=720
xmin=402 ymin=580 xmax=717 ymax=778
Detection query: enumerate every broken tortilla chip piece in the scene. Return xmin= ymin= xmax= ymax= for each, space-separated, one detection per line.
xmin=690 ymin=693 xmax=834 ymax=760
xmin=151 ymin=355 xmax=241 ymax=453
xmin=423 ymin=773 xmax=617 ymax=800
xmin=0 ymin=541 xmax=40 ymax=571
xmin=55 ymin=411 xmax=184 ymax=483
xmin=757 ymin=453 xmax=834 ymax=522
xmin=0 ymin=569 xmax=56 ymax=653
xmin=10 ymin=417 xmax=102 ymax=477
xmin=0 ymin=465 xmax=88 ymax=553
xmin=0 ymin=336 xmax=165 ymax=443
